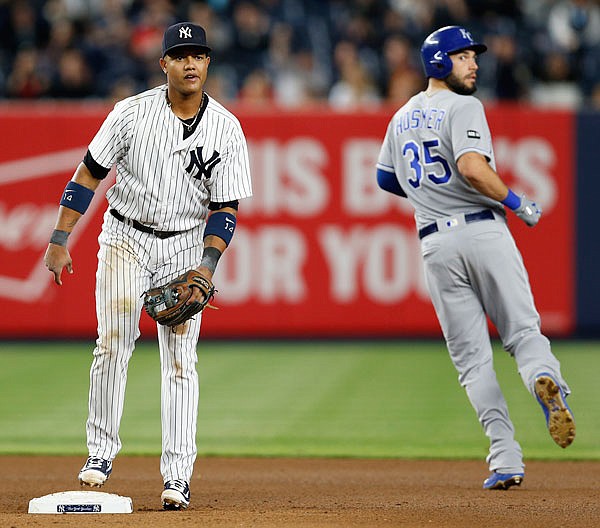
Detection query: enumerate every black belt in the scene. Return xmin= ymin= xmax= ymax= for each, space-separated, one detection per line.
xmin=110 ymin=209 xmax=182 ymax=239
xmin=418 ymin=209 xmax=495 ymax=240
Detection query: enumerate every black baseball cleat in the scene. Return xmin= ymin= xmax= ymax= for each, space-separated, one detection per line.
xmin=78 ymin=456 xmax=112 ymax=487
xmin=161 ymin=479 xmax=190 ymax=510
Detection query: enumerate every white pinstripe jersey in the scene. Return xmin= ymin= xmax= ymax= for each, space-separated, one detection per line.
xmin=88 ymin=84 xmax=252 ymax=231
xmin=377 ymin=90 xmax=505 ymax=229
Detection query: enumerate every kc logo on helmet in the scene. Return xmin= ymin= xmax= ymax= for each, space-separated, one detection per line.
xmin=459 ymin=28 xmax=473 ymax=42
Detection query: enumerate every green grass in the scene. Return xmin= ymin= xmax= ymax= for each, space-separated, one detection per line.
xmin=0 ymin=340 xmax=597 ymax=459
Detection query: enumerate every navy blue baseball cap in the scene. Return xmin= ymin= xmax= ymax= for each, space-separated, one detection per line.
xmin=162 ymin=22 xmax=212 ymax=57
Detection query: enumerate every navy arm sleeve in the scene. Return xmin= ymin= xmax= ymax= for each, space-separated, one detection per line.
xmin=83 ymin=149 xmax=111 ymax=180
xmin=377 ymin=168 xmax=407 ymax=198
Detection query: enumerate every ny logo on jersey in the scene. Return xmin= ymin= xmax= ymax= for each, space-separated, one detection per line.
xmin=186 ymin=146 xmax=221 ymax=180
xmin=179 ymin=26 xmax=192 ymax=39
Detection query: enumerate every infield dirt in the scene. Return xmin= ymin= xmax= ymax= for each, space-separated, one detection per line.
xmin=2 ymin=456 xmax=598 ymax=527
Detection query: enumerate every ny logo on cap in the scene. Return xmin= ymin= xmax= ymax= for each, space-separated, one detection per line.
xmin=179 ymin=26 xmax=192 ymax=39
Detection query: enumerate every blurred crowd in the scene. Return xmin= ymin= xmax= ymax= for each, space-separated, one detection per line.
xmin=0 ymin=0 xmax=599 ymax=110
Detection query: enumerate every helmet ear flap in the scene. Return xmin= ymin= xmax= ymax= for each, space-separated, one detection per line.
xmin=429 ymin=51 xmax=453 ymax=79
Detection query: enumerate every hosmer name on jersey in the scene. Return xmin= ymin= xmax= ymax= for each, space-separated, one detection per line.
xmin=395 ymin=108 xmax=446 ymax=135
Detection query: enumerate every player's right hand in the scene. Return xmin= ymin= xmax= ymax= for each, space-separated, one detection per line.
xmin=514 ymin=194 xmax=542 ymax=227
xmin=44 ymin=244 xmax=73 ymax=285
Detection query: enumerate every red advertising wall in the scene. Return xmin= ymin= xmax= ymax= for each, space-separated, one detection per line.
xmin=0 ymin=104 xmax=574 ymax=338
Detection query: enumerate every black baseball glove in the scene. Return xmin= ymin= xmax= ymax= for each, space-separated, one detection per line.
xmin=143 ymin=270 xmax=215 ymax=327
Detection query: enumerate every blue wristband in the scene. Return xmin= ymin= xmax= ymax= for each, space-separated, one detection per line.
xmin=204 ymin=211 xmax=236 ymax=246
xmin=501 ymin=189 xmax=521 ymax=211
xmin=60 ymin=181 xmax=95 ymax=214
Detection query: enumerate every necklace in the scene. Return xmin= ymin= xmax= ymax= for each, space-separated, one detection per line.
xmin=167 ymin=92 xmax=204 ymax=131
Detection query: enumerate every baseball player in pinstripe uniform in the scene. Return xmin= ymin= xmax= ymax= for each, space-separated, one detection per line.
xmin=376 ymin=26 xmax=575 ymax=490
xmin=44 ymin=22 xmax=252 ymax=509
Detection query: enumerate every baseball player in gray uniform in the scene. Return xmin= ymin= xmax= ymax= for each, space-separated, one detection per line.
xmin=376 ymin=26 xmax=575 ymax=490
xmin=44 ymin=22 xmax=252 ymax=509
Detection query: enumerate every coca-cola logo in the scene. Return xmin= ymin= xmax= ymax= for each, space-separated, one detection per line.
xmin=0 ymin=148 xmax=112 ymax=300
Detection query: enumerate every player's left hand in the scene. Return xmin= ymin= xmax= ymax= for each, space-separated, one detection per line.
xmin=143 ymin=269 xmax=216 ymax=327
xmin=514 ymin=194 xmax=542 ymax=227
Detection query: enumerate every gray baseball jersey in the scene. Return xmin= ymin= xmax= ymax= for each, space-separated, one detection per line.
xmin=377 ymin=89 xmax=569 ymax=475
xmin=377 ymin=90 xmax=505 ymax=229
xmin=85 ymin=85 xmax=251 ymax=483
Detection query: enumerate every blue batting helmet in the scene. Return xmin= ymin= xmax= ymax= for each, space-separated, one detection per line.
xmin=420 ymin=26 xmax=487 ymax=79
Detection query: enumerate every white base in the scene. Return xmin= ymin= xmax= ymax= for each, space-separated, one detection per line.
xmin=28 ymin=490 xmax=133 ymax=514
